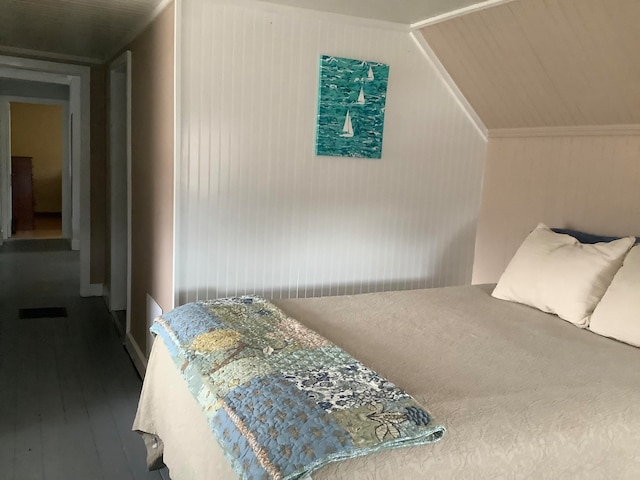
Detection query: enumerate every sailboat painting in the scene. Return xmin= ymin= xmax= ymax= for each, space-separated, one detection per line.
xmin=315 ymin=55 xmax=390 ymax=159
xmin=340 ymin=110 xmax=354 ymax=137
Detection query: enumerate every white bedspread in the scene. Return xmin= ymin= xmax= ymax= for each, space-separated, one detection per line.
xmin=134 ymin=285 xmax=640 ymax=479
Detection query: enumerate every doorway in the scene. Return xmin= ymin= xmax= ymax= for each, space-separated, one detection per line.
xmin=108 ymin=51 xmax=132 ymax=338
xmin=9 ymin=101 xmax=66 ymax=240
xmin=0 ymin=55 xmax=94 ymax=297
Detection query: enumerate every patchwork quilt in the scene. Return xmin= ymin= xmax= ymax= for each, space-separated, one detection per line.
xmin=151 ymin=296 xmax=445 ymax=480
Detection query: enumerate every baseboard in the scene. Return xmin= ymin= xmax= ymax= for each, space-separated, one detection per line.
xmin=110 ymin=311 xmax=126 ymax=339
xmin=71 ymin=238 xmax=80 ymax=251
xmin=102 ymin=287 xmax=120 ymax=336
xmin=81 ymin=282 xmax=104 ymax=297
xmin=125 ymin=332 xmax=148 ymax=378
xmin=102 ymin=284 xmax=111 ymax=308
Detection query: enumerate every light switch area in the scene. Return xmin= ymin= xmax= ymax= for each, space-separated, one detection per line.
xmin=146 ymin=294 xmax=163 ymax=358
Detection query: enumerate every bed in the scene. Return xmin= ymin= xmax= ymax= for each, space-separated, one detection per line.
xmin=134 ymin=226 xmax=640 ymax=479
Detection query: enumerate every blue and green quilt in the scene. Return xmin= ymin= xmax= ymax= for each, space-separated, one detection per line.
xmin=151 ymin=296 xmax=445 ymax=480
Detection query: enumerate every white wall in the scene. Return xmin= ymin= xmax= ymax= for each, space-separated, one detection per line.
xmin=176 ymin=0 xmax=487 ymax=303
xmin=473 ymin=130 xmax=640 ymax=284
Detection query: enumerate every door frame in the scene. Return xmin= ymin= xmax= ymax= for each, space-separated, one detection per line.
xmin=0 ymin=55 xmax=97 ymax=296
xmin=107 ymin=50 xmax=132 ymax=338
xmin=0 ymin=96 xmax=71 ymax=241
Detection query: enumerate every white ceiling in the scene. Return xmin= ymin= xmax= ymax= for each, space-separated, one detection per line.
xmin=0 ymin=0 xmax=168 ymax=63
xmin=0 ymin=0 xmax=491 ymax=64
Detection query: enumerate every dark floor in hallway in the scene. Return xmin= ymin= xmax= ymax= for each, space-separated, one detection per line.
xmin=0 ymin=239 xmax=169 ymax=480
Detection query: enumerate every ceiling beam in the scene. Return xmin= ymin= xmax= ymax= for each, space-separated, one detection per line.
xmin=411 ymin=0 xmax=519 ymax=29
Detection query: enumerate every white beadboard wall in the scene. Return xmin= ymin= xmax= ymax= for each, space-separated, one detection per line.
xmin=176 ymin=0 xmax=487 ymax=303
xmin=473 ymin=133 xmax=640 ymax=284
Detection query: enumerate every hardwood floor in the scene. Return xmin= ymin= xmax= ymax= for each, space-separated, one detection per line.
xmin=12 ymin=213 xmax=63 ymax=240
xmin=0 ymin=239 xmax=169 ymax=480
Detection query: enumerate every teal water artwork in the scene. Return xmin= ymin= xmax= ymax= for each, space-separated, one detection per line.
xmin=315 ymin=55 xmax=390 ymax=159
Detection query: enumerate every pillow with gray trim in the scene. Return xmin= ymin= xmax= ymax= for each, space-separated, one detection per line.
xmin=589 ymin=244 xmax=640 ymax=346
xmin=492 ymin=223 xmax=635 ymax=327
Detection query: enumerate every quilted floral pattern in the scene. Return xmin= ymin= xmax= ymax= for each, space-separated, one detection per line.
xmin=151 ymin=296 xmax=445 ymax=480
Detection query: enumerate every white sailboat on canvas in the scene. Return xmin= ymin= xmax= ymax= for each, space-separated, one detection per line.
xmin=340 ymin=110 xmax=354 ymax=137
xmin=366 ymin=66 xmax=374 ymax=81
xmin=356 ymin=87 xmax=365 ymax=104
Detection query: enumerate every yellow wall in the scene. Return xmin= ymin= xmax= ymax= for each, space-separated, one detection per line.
xmin=10 ymin=102 xmax=63 ymax=213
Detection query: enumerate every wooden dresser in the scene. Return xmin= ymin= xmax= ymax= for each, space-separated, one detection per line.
xmin=11 ymin=156 xmax=34 ymax=232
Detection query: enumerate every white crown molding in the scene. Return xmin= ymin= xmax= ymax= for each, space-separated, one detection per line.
xmin=0 ymin=54 xmax=91 ymax=77
xmin=107 ymin=0 xmax=175 ymax=62
xmin=0 ymin=45 xmax=102 ymax=66
xmin=0 ymin=67 xmax=70 ymax=85
xmin=489 ymin=125 xmax=640 ymax=138
xmin=411 ymin=0 xmax=519 ymax=30
xmin=410 ymin=31 xmax=488 ymax=141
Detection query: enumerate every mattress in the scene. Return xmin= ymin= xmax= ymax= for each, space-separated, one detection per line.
xmin=134 ymin=285 xmax=640 ymax=479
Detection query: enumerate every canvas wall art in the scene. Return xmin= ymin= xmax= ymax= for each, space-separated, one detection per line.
xmin=315 ymin=55 xmax=390 ymax=159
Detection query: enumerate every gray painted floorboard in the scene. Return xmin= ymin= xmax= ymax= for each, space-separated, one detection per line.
xmin=0 ymin=239 xmax=169 ymax=479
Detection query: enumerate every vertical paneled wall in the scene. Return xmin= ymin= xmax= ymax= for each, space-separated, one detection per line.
xmin=176 ymin=0 xmax=487 ymax=303
xmin=473 ymin=133 xmax=640 ymax=284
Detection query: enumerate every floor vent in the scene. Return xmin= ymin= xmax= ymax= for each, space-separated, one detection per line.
xmin=19 ymin=307 xmax=68 ymax=319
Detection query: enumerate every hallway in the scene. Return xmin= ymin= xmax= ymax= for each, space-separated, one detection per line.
xmin=0 ymin=239 xmax=168 ymax=479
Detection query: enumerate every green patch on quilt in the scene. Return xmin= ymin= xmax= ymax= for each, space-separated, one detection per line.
xmin=331 ymin=405 xmax=385 ymax=448
xmin=207 ymin=356 xmax=275 ymax=400
xmin=190 ymin=329 xmax=242 ymax=352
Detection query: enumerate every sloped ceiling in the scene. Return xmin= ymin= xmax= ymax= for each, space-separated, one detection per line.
xmin=420 ymin=0 xmax=640 ymax=129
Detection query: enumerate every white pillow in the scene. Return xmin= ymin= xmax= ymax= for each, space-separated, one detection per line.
xmin=589 ymin=245 xmax=640 ymax=346
xmin=492 ymin=223 xmax=635 ymax=327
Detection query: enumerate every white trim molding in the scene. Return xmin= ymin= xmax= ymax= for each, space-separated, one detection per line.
xmin=125 ymin=332 xmax=148 ymax=378
xmin=146 ymin=294 xmax=163 ymax=359
xmin=102 ymin=284 xmax=111 ymax=310
xmin=0 ymin=45 xmax=102 ymax=66
xmin=0 ymin=101 xmax=10 ymax=240
xmin=108 ymin=50 xmax=133 ymax=328
xmin=172 ymin=0 xmax=181 ymax=310
xmin=410 ymin=31 xmax=488 ymax=141
xmin=411 ymin=0 xmax=519 ymax=29
xmin=489 ymin=125 xmax=640 ymax=138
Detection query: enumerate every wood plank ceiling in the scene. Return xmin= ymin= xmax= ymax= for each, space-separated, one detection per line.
xmin=0 ymin=0 xmax=166 ymax=63
xmin=0 ymin=0 xmax=489 ymax=64
xmin=421 ymin=0 xmax=640 ymax=129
